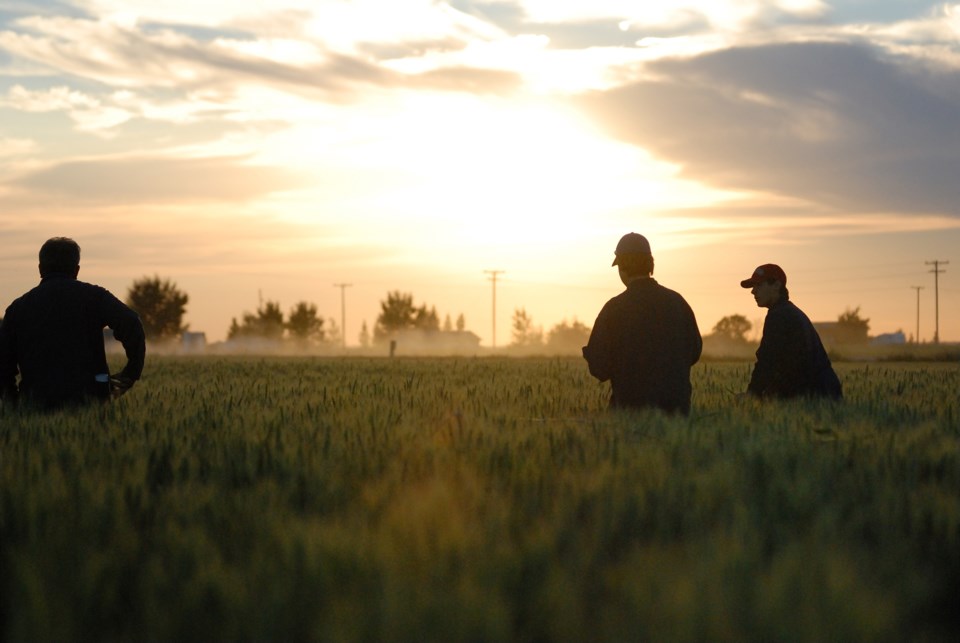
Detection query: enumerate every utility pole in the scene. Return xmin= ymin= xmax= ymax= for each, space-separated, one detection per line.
xmin=483 ymin=270 xmax=504 ymax=349
xmin=333 ymin=283 xmax=352 ymax=349
xmin=925 ymin=260 xmax=948 ymax=344
xmin=910 ymin=286 xmax=923 ymax=343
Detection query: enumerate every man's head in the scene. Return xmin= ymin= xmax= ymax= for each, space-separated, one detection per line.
xmin=740 ymin=263 xmax=788 ymax=308
xmin=612 ymin=232 xmax=654 ymax=283
xmin=39 ymin=237 xmax=81 ymax=278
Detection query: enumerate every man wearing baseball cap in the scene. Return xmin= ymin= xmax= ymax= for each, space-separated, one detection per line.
xmin=583 ymin=232 xmax=702 ymax=415
xmin=740 ymin=263 xmax=841 ymax=399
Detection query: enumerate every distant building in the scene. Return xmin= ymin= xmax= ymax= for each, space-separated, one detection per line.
xmin=813 ymin=322 xmax=840 ymax=346
xmin=182 ymin=331 xmax=207 ymax=353
xmin=871 ymin=331 xmax=906 ymax=346
xmin=211 ymin=336 xmax=284 ymax=354
xmin=815 ymin=322 xmax=906 ymax=347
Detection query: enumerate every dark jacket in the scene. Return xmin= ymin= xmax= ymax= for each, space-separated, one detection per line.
xmin=748 ymin=299 xmax=841 ymax=399
xmin=583 ymin=277 xmax=702 ymax=414
xmin=0 ymin=274 xmax=145 ymax=409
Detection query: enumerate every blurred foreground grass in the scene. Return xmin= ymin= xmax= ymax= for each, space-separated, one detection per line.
xmin=1 ymin=357 xmax=958 ymax=641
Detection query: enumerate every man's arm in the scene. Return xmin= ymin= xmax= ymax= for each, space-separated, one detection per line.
xmin=682 ymin=298 xmax=703 ymax=366
xmin=748 ymin=309 xmax=805 ymax=397
xmin=0 ymin=307 xmax=20 ymax=402
xmin=747 ymin=314 xmax=777 ymax=396
xmin=99 ymin=290 xmax=146 ymax=386
xmin=583 ymin=305 xmax=613 ymax=382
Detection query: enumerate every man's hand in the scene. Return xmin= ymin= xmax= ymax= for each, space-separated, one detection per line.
xmin=110 ymin=374 xmax=135 ymax=399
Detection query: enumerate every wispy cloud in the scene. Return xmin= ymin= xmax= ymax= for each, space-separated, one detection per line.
xmin=5 ymin=155 xmax=305 ymax=204
xmin=0 ymin=9 xmax=519 ymax=103
xmin=454 ymin=0 xmax=832 ymax=42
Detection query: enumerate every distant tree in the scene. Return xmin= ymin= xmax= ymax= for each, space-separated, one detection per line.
xmin=443 ymin=314 xmax=453 ymax=332
xmin=712 ymin=314 xmax=752 ymax=343
xmin=286 ymin=301 xmax=324 ymax=344
xmin=414 ymin=305 xmax=440 ymax=331
xmin=256 ymin=301 xmax=285 ymax=340
xmin=126 ymin=275 xmax=189 ymax=341
xmin=359 ymin=320 xmax=371 ymax=348
xmin=375 ymin=291 xmax=417 ymax=342
xmin=228 ymin=300 xmax=284 ymax=340
xmin=325 ymin=318 xmax=342 ymax=346
xmin=546 ymin=318 xmax=591 ymax=352
xmin=456 ymin=313 xmax=466 ymax=331
xmin=835 ymin=306 xmax=870 ymax=344
xmin=374 ymin=291 xmax=439 ymax=341
xmin=511 ymin=308 xmax=544 ymax=347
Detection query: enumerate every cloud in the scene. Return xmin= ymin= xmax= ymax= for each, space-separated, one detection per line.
xmin=0 ymin=84 xmax=134 ymax=133
xmin=5 ymin=155 xmax=305 ymax=204
xmin=0 ymin=12 xmax=520 ymax=103
xmin=0 ymin=136 xmax=36 ymax=157
xmin=583 ymin=40 xmax=960 ymax=215
xmin=453 ymin=0 xmax=831 ymax=43
xmin=2 ymin=84 xmax=97 ymax=111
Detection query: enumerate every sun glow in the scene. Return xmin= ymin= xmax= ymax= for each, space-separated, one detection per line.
xmin=254 ymin=93 xmax=729 ymax=257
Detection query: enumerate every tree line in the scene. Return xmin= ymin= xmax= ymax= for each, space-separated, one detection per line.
xmin=122 ymin=275 xmax=875 ymax=348
xmin=123 ymin=279 xmax=468 ymax=346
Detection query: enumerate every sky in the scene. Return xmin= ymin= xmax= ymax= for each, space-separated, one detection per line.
xmin=1 ymin=0 xmax=959 ymax=346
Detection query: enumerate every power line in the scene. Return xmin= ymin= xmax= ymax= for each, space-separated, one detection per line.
xmin=483 ymin=270 xmax=505 ymax=349
xmin=925 ymin=260 xmax=948 ymax=344
xmin=333 ymin=283 xmax=352 ymax=349
xmin=910 ymin=286 xmax=923 ymax=343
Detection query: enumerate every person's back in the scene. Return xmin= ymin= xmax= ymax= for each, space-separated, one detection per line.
xmin=740 ymin=263 xmax=841 ymax=400
xmin=583 ymin=233 xmax=702 ymax=415
xmin=0 ymin=237 xmax=145 ymax=410
xmin=749 ymin=298 xmax=840 ymax=399
xmin=586 ymin=278 xmax=701 ymax=412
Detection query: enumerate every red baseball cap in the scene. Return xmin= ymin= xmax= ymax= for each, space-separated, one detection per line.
xmin=740 ymin=264 xmax=787 ymax=288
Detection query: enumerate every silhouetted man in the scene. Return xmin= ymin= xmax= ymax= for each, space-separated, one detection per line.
xmin=740 ymin=263 xmax=841 ymax=399
xmin=0 ymin=237 xmax=145 ymax=410
xmin=583 ymin=233 xmax=702 ymax=414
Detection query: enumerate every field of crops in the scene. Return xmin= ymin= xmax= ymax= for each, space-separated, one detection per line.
xmin=2 ymin=356 xmax=958 ymax=641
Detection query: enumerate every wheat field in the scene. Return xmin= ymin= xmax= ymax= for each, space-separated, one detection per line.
xmin=2 ymin=356 xmax=958 ymax=641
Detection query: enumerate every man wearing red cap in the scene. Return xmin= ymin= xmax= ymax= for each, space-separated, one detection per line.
xmin=740 ymin=263 xmax=841 ymax=399
xmin=583 ymin=233 xmax=702 ymax=415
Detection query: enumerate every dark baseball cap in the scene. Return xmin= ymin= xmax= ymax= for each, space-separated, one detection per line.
xmin=612 ymin=232 xmax=651 ymax=266
xmin=740 ymin=264 xmax=787 ymax=288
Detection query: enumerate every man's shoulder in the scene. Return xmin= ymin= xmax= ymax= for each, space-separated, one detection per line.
xmin=646 ymin=280 xmax=693 ymax=307
xmin=769 ymin=300 xmax=807 ymax=319
xmin=765 ymin=300 xmax=813 ymax=331
xmin=5 ymin=283 xmax=44 ymax=309
xmin=657 ymin=282 xmax=689 ymax=299
xmin=610 ymin=280 xmax=693 ymax=312
xmin=56 ymin=278 xmax=114 ymax=298
xmin=76 ymin=279 xmax=113 ymax=295
xmin=18 ymin=278 xmax=116 ymax=307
